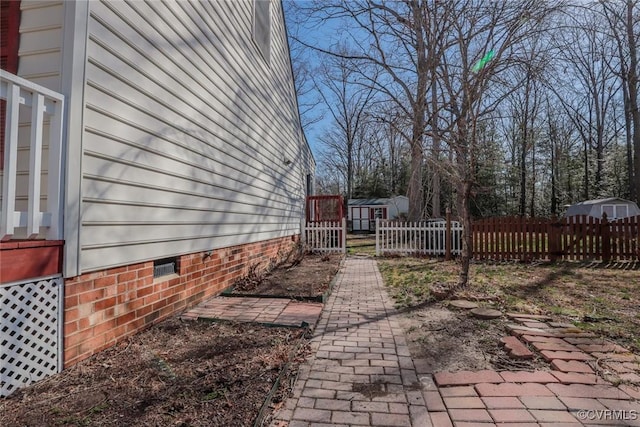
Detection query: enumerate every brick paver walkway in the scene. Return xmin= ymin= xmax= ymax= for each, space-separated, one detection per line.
xmin=181 ymin=296 xmax=323 ymax=328
xmin=271 ymin=256 xmax=640 ymax=427
xmin=271 ymin=257 xmax=432 ymax=426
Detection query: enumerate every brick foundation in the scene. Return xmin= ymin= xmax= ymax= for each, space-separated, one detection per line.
xmin=63 ymin=235 xmax=297 ymax=367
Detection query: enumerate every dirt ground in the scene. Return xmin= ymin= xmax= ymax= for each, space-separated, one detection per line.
xmin=229 ymin=253 xmax=342 ymax=298
xmin=397 ymin=305 xmax=547 ymax=374
xmin=379 ymin=258 xmax=640 ymax=374
xmin=1 ymin=319 xmax=309 ymax=427
xmin=0 ymin=253 xmax=343 ymax=427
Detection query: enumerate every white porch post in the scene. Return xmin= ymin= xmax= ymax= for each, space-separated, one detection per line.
xmin=1 ymin=83 xmax=21 ymax=241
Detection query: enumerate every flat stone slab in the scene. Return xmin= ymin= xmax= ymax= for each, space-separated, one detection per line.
xmin=499 ymin=370 xmax=558 ymax=383
xmin=545 ymin=383 xmax=632 ymax=400
xmin=507 ymin=324 xmax=559 ymax=337
xmin=506 ymin=313 xmax=552 ymax=321
xmin=522 ymin=321 xmax=551 ymax=329
xmin=181 ymin=296 xmax=323 ymax=328
xmin=532 ymin=341 xmax=580 ymax=352
xmin=434 ymin=370 xmax=504 ymax=386
xmin=551 ymin=371 xmax=603 ymax=384
xmin=551 ymin=359 xmax=595 ymax=373
xmin=500 ymin=336 xmax=534 ymax=360
xmin=591 ymin=352 xmax=640 ymax=363
xmin=475 ymin=382 xmax=554 ymax=397
xmin=603 ymin=361 xmax=640 ymax=374
xmin=577 ymin=343 xmax=630 ymax=353
xmin=564 ymin=337 xmax=608 ymax=345
xmin=470 ymin=308 xmax=502 ymax=319
xmin=548 ymin=322 xmax=575 ymax=328
xmin=520 ymin=335 xmax=568 ymax=344
xmin=541 ymin=350 xmax=594 ymax=362
xmin=449 ymin=300 xmax=479 ymax=309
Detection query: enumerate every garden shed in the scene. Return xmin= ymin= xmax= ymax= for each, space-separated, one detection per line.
xmin=348 ymin=196 xmax=409 ymax=232
xmin=564 ymin=197 xmax=640 ymax=220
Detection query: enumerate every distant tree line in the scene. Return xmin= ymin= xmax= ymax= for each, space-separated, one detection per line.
xmin=288 ymin=0 xmax=639 ymax=216
xmin=286 ymin=0 xmax=639 ymax=286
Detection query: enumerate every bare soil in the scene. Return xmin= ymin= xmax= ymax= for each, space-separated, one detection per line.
xmin=0 ymin=253 xmax=343 ymax=427
xmin=230 ymin=253 xmax=342 ymax=298
xmin=1 ymin=319 xmax=309 ymax=427
xmin=398 ymin=304 xmax=547 ymax=374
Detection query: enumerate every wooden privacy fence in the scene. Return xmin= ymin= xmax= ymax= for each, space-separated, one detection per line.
xmin=376 ymin=218 xmax=463 ymax=257
xmin=473 ymin=214 xmax=640 ymax=262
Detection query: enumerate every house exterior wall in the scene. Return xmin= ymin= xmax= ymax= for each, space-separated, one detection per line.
xmin=17 ymin=1 xmax=63 ymax=91
xmin=3 ymin=0 xmax=313 ymax=374
xmin=72 ymin=0 xmax=312 ymax=274
xmin=63 ymin=234 xmax=296 ymax=366
xmin=4 ymin=0 xmax=64 ymax=235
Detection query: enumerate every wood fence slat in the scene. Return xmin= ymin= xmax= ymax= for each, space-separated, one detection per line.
xmin=584 ymin=215 xmax=590 ymax=260
xmin=623 ymin=217 xmax=630 ymax=259
xmin=590 ymin=215 xmax=596 ymax=260
xmin=500 ymin=217 xmax=505 ymax=260
xmin=463 ymin=215 xmax=638 ymax=263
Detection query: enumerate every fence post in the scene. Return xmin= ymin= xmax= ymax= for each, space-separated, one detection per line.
xmin=548 ymin=216 xmax=557 ymax=262
xmin=341 ymin=217 xmax=347 ymax=254
xmin=601 ymin=212 xmax=611 ymax=263
xmin=445 ymin=208 xmax=452 ymax=261
xmin=375 ymin=218 xmax=380 ymax=256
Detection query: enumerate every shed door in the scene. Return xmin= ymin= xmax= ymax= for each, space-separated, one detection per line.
xmin=351 ymin=207 xmax=370 ymax=231
xmin=1 ymin=0 xmax=21 ymax=168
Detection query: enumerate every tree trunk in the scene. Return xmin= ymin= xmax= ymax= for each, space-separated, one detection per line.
xmin=583 ymin=136 xmax=590 ymax=200
xmin=519 ymin=123 xmax=527 ymax=216
xmin=519 ymin=73 xmax=531 ymax=216
xmin=407 ymin=136 xmax=424 ymax=221
xmin=407 ymin=1 xmax=427 ymax=222
xmin=627 ymin=0 xmax=640 ymax=204
xmin=431 ymin=77 xmax=441 ymax=218
xmin=457 ymin=179 xmax=473 ymax=287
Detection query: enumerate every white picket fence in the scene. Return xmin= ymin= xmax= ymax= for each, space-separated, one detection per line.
xmin=302 ymin=218 xmax=346 ymax=254
xmin=375 ymin=219 xmax=463 ymax=256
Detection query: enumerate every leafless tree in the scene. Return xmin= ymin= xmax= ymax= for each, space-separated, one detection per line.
xmin=313 ymin=50 xmax=377 ymax=209
xmin=549 ymin=5 xmax=621 ymax=199
xmin=288 ymin=1 xmax=460 ymax=221
xmin=600 ymin=0 xmax=640 ymax=204
xmin=433 ymin=0 xmax=561 ymax=286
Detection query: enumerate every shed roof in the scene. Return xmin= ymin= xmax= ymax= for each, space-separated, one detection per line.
xmin=348 ymin=198 xmax=388 ymax=206
xmin=571 ymin=197 xmax=631 ymax=206
xmin=565 ymin=197 xmax=640 ymax=218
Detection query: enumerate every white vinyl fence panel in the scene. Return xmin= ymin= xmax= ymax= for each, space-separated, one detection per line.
xmin=376 ymin=219 xmax=463 ymax=256
xmin=303 ymin=218 xmax=346 ymax=254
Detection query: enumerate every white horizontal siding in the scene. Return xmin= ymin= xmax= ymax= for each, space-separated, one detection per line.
xmin=18 ymin=1 xmax=63 ymax=90
xmin=1 ymin=1 xmax=63 ymax=239
xmin=78 ymin=0 xmax=311 ymax=273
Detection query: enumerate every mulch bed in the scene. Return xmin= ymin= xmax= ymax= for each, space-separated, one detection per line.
xmin=227 ymin=253 xmax=342 ymax=300
xmin=1 ymin=252 xmax=344 ymax=427
xmin=1 ymin=317 xmax=310 ymax=427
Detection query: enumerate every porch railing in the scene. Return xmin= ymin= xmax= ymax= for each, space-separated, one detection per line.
xmin=1 ymin=70 xmax=64 ymax=241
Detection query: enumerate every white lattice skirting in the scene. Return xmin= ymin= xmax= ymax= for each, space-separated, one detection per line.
xmin=1 ymin=276 xmax=63 ymax=397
